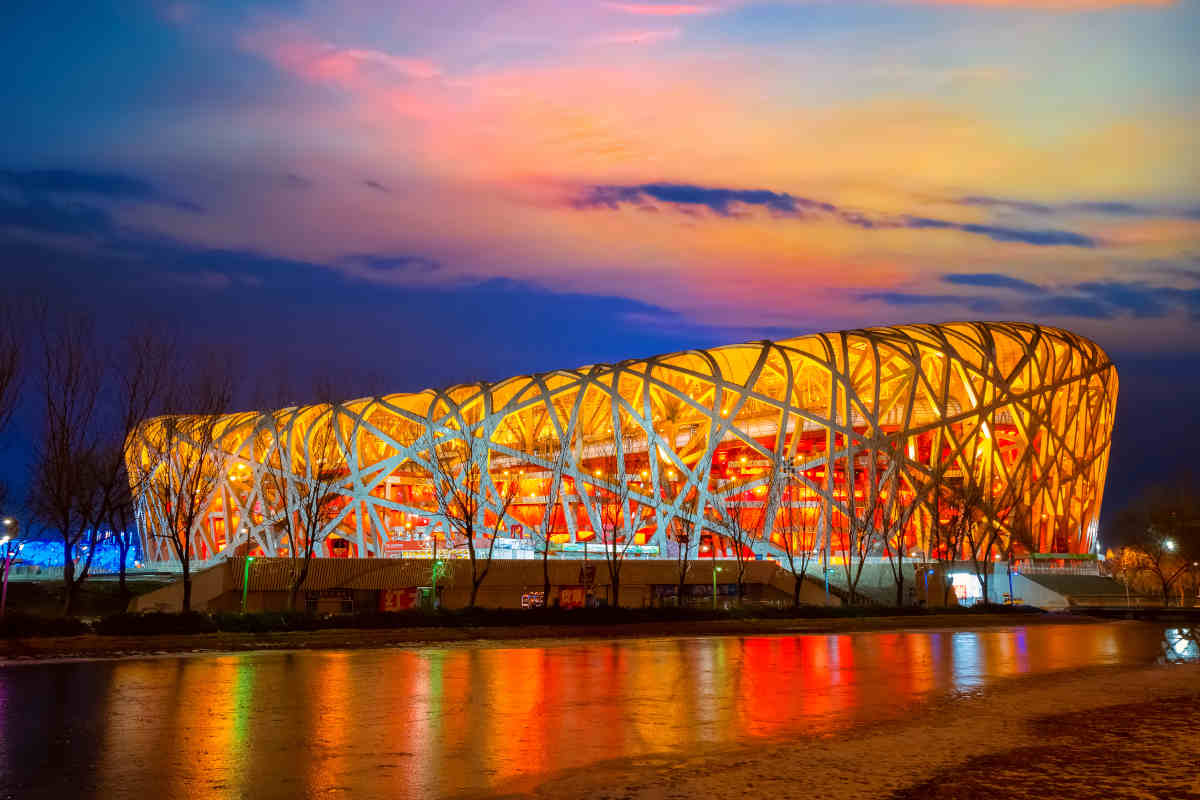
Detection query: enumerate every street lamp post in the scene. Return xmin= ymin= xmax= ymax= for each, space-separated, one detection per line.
xmin=2 ymin=540 xmax=23 ymax=618
xmin=712 ymin=565 xmax=722 ymax=611
xmin=2 ymin=518 xmax=23 ymax=618
xmin=241 ymin=556 xmax=254 ymax=613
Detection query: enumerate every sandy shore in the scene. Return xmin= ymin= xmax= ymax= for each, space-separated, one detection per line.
xmin=478 ymin=663 xmax=1200 ymax=800
xmin=0 ymin=612 xmax=1096 ymax=663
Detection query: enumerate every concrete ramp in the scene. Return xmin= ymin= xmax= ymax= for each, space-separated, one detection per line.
xmin=1016 ymin=573 xmax=1139 ymax=610
xmin=128 ymin=561 xmax=234 ymax=612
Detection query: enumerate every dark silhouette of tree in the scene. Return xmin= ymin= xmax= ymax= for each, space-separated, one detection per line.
xmin=1115 ymin=481 xmax=1200 ymax=604
xmin=714 ymin=476 xmax=767 ymax=604
xmin=578 ymin=424 xmax=650 ymax=609
xmin=28 ymin=315 xmax=105 ymax=615
xmin=135 ymin=367 xmax=232 ymax=611
xmin=661 ymin=468 xmax=699 ymax=607
xmin=769 ymin=461 xmax=819 ymax=608
xmin=531 ymin=432 xmax=570 ymax=607
xmin=255 ymin=398 xmax=348 ymax=610
xmin=99 ymin=331 xmax=174 ymax=602
xmin=426 ymin=414 xmax=520 ymax=608
xmin=0 ymin=301 xmax=21 ymax=447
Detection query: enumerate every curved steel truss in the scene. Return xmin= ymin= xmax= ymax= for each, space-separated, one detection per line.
xmin=130 ymin=321 xmax=1117 ymax=563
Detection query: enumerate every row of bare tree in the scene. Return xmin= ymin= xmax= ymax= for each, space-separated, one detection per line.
xmin=418 ymin=423 xmax=1035 ymax=610
xmin=0 ymin=304 xmax=239 ymax=613
xmin=0 ymin=304 xmax=1079 ymax=615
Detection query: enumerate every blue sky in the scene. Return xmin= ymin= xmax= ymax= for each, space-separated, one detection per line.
xmin=1 ymin=0 xmax=1198 ymax=520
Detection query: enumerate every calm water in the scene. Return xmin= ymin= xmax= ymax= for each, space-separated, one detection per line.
xmin=1 ymin=623 xmax=1196 ymax=799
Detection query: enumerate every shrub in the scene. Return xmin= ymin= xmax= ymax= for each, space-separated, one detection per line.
xmin=94 ymin=611 xmax=218 ymax=636
xmin=0 ymin=613 xmax=90 ymax=638
xmin=210 ymin=611 xmax=326 ymax=633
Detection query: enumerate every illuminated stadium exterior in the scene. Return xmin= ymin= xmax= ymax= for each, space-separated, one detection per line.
xmin=130 ymin=322 xmax=1116 ymax=566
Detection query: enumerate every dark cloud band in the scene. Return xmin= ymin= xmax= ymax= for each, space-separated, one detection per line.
xmin=575 ymin=182 xmax=1097 ymax=248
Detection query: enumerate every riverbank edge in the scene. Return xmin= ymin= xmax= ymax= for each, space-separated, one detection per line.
xmin=0 ymin=611 xmax=1100 ymax=664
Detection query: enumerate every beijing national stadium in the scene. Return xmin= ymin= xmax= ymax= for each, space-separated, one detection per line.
xmin=127 ymin=321 xmax=1116 ymax=586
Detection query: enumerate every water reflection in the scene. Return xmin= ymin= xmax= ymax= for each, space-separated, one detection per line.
xmin=1162 ymin=628 xmax=1200 ymax=663
xmin=0 ymin=623 xmax=1192 ymax=799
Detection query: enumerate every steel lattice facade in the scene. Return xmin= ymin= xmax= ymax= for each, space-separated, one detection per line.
xmin=130 ymin=321 xmax=1117 ymax=564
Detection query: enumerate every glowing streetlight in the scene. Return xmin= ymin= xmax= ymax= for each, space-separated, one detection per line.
xmin=241 ymin=556 xmax=255 ymax=613
xmin=1 ymin=534 xmax=23 ymax=618
xmin=1165 ymin=539 xmax=1177 ymax=552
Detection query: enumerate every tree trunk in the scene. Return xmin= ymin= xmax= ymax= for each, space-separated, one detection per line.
xmin=792 ymin=573 xmax=802 ymax=608
xmin=610 ymin=573 xmax=620 ymax=608
xmin=895 ymin=569 xmax=905 ymax=607
xmin=288 ymin=557 xmax=312 ymax=612
xmin=62 ymin=540 xmax=77 ymax=616
xmin=542 ymin=548 xmax=551 ymax=608
xmin=181 ymin=560 xmax=192 ymax=612
xmin=677 ymin=575 xmax=687 ymax=608
xmin=117 ymin=541 xmax=129 ymax=601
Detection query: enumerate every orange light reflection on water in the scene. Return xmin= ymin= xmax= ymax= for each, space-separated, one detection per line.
xmin=3 ymin=623 xmax=1187 ymax=800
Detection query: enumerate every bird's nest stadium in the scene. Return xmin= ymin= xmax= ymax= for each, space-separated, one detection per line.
xmin=128 ymin=321 xmax=1117 ymax=567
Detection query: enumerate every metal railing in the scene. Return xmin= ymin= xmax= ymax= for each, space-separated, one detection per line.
xmin=1016 ymin=563 xmax=1102 ymax=576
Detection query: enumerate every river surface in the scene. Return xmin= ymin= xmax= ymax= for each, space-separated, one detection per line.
xmin=1 ymin=622 xmax=1196 ymax=799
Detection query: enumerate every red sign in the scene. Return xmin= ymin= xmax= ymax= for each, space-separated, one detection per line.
xmin=559 ymin=586 xmax=586 ymax=609
xmin=379 ymin=588 xmax=419 ymax=611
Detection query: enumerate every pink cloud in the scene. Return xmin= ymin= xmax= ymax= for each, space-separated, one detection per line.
xmin=602 ymin=2 xmax=712 ymax=14
xmin=241 ymin=29 xmax=439 ymax=90
xmin=591 ymin=29 xmax=682 ymax=45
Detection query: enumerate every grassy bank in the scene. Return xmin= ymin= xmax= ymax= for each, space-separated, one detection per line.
xmin=0 ymin=606 xmax=1085 ymax=663
xmin=1 ymin=578 xmax=171 ymax=617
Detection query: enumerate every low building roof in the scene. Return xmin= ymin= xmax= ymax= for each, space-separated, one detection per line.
xmin=231 ymin=556 xmax=788 ymax=592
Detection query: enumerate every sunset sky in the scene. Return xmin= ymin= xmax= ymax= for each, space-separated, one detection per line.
xmin=2 ymin=0 xmax=1198 ymax=515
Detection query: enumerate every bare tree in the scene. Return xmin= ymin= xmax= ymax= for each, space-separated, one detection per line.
xmin=713 ymin=477 xmax=766 ymax=604
xmin=579 ymin=428 xmax=649 ymax=609
xmin=770 ymin=462 xmax=818 ymax=608
xmin=0 ymin=301 xmax=22 ymax=442
xmin=134 ymin=369 xmax=232 ymax=611
xmin=835 ymin=445 xmax=891 ymax=606
xmin=880 ymin=463 xmax=924 ymax=608
xmin=962 ymin=475 xmax=1024 ymax=606
xmin=1001 ymin=500 xmax=1037 ymax=604
xmin=256 ymin=401 xmax=348 ymax=610
xmin=426 ymin=419 xmax=520 ymax=608
xmin=531 ymin=433 xmax=569 ymax=608
xmin=0 ymin=302 xmax=22 ymax=545
xmin=660 ymin=469 xmax=699 ymax=607
xmin=921 ymin=463 xmax=982 ymax=606
xmin=1115 ymin=481 xmax=1200 ymax=604
xmin=28 ymin=315 xmax=106 ymax=615
xmin=96 ymin=331 xmax=175 ymax=601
